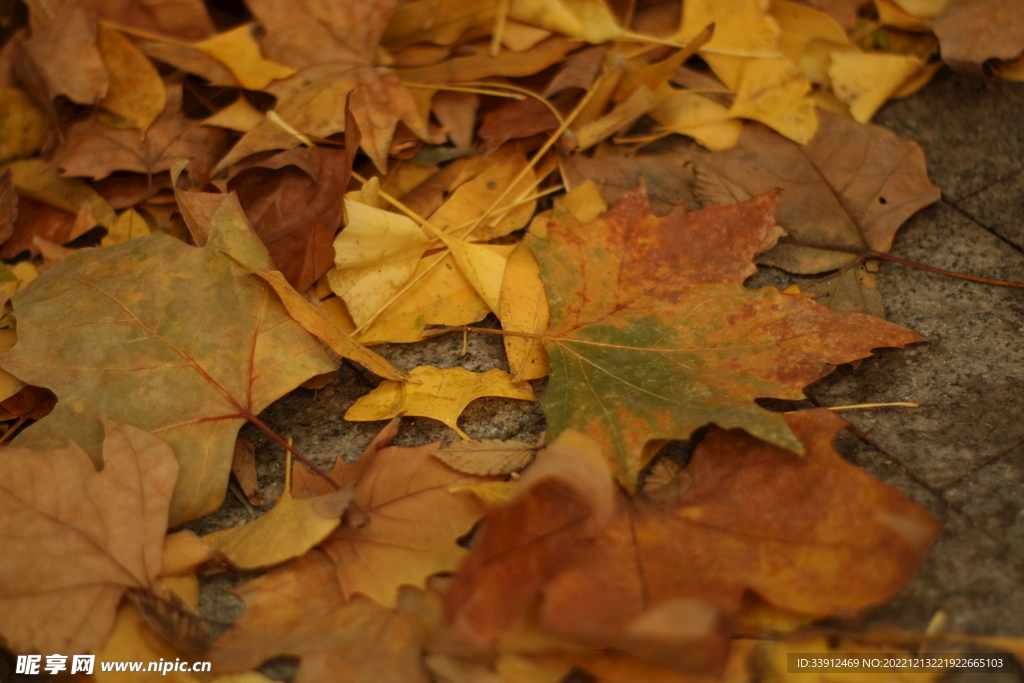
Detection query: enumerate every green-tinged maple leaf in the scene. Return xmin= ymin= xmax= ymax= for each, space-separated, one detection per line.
xmin=1 ymin=214 xmax=336 ymax=525
xmin=527 ymin=183 xmax=923 ymax=486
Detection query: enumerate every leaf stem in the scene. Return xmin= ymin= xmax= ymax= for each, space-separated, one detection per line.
xmin=778 ymin=238 xmax=1024 ymax=288
xmin=247 ymin=413 xmax=340 ymax=489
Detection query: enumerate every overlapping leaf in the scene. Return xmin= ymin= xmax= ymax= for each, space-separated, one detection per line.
xmin=448 ymin=411 xmax=939 ymax=673
xmin=0 ymin=421 xmax=177 ymax=654
xmin=528 ymin=183 xmax=922 ymax=485
xmin=1 ymin=204 xmax=336 ymax=525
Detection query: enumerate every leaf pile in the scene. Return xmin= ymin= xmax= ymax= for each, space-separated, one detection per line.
xmin=0 ymin=0 xmax=1021 ymax=681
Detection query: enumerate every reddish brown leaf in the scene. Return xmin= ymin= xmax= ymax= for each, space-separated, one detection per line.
xmin=52 ymin=84 xmax=229 ymax=180
xmin=1 ymin=197 xmax=97 ymax=259
xmin=0 ymin=420 xmax=178 ymax=654
xmin=0 ymin=170 xmax=19 ymax=245
xmin=478 ymin=96 xmax=560 ymax=154
xmin=207 ymin=550 xmax=431 ymax=683
xmin=230 ymin=146 xmax=348 ymax=291
xmin=448 ymin=411 xmax=939 ymax=674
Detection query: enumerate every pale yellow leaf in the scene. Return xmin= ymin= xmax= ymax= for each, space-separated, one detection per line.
xmin=329 ymin=199 xmax=432 ymax=326
xmin=650 ymin=91 xmax=742 ymax=150
xmin=572 ymin=84 xmax=658 ymax=151
xmin=678 ymin=0 xmax=781 ymax=57
xmin=102 ymin=208 xmax=151 ymax=248
xmin=726 ymin=56 xmax=818 ymax=144
xmin=345 ymin=365 xmax=536 ymax=438
xmin=891 ymin=0 xmax=950 ymax=18
xmin=201 ymin=97 xmax=266 ymax=132
xmin=875 ymin=0 xmax=934 ymax=31
xmin=202 ymin=486 xmax=352 ymax=570
xmin=440 ymin=237 xmax=512 ymax=315
xmin=829 ymin=52 xmax=923 ymax=123
xmin=499 ymin=241 xmax=549 ymax=381
xmin=191 ymin=24 xmax=296 ymax=90
xmin=161 ymin=530 xmax=215 ymax=577
xmin=354 ymin=252 xmax=493 ymax=344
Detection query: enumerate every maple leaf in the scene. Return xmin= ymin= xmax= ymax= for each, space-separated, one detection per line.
xmin=563 ymin=110 xmax=941 ymax=315
xmin=207 ymin=551 xmax=432 ymax=683
xmin=527 ymin=183 xmax=922 ymax=485
xmin=447 ymin=411 xmax=939 ymax=673
xmin=52 ymin=83 xmax=228 ymax=180
xmin=1 ymin=210 xmax=336 ymax=525
xmin=304 ymin=434 xmax=501 ymax=607
xmin=0 ymin=420 xmax=178 ymax=654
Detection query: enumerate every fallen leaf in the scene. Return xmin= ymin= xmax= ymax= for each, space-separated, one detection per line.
xmin=315 ymin=437 xmax=500 ymax=606
xmin=172 ymin=184 xmax=405 ymax=381
xmin=445 ymin=428 xmax=618 ymax=643
xmin=932 ymin=0 xmax=1024 ymax=73
xmin=499 ymin=240 xmax=550 ymax=381
xmin=229 ymin=145 xmax=348 ymax=291
xmin=52 ymin=83 xmax=229 ymax=180
xmin=677 ymin=0 xmax=780 ymax=57
xmin=527 ymin=183 xmax=922 ymax=484
xmin=202 ymin=484 xmax=352 ymax=570
xmin=102 ymin=207 xmax=151 ymax=247
xmin=96 ymin=23 xmax=166 ymax=132
xmin=2 ymin=203 xmax=336 ymax=525
xmin=562 ymin=110 xmax=941 ymax=315
xmin=829 ymin=51 xmax=923 ymax=122
xmin=721 ymin=56 xmax=819 ymax=144
xmin=230 ymin=439 xmax=263 ymax=506
xmin=0 ymin=420 xmax=177 ymax=654
xmin=329 ymin=190 xmax=433 ymax=327
xmin=207 ymin=551 xmax=432 ymax=683
xmin=449 ymin=411 xmax=939 ymax=674
xmin=345 ymin=365 xmax=536 ymax=438
xmin=95 ymin=584 xmax=206 ymax=683
xmin=432 ymin=438 xmax=539 ymax=475
xmin=0 ymin=87 xmax=48 ymax=164
xmin=52 ymin=0 xmax=215 ymax=40
xmin=432 ymin=90 xmax=478 ymax=149
xmin=15 ymin=8 xmax=108 ymax=107
xmin=3 ymin=197 xmax=98 ymax=259
xmin=183 ymin=24 xmax=296 ymax=90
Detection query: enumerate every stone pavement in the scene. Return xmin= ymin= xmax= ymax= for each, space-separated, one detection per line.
xmin=183 ymin=69 xmax=1024 ymax=682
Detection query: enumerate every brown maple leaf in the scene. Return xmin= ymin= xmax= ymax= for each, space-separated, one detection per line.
xmin=208 ymin=550 xmax=432 ymax=683
xmin=52 ymin=83 xmax=229 ymax=180
xmin=290 ymin=425 xmax=499 ymax=607
xmin=447 ymin=411 xmax=939 ymax=674
xmin=0 ymin=420 xmax=178 ymax=654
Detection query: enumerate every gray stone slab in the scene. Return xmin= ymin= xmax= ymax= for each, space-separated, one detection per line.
xmin=807 ymin=201 xmax=1024 ymax=490
xmin=956 ymin=167 xmax=1024 ymax=250
xmin=873 ymin=72 xmax=1024 ymax=203
xmin=942 ymin=440 xmax=1024 ymax=566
